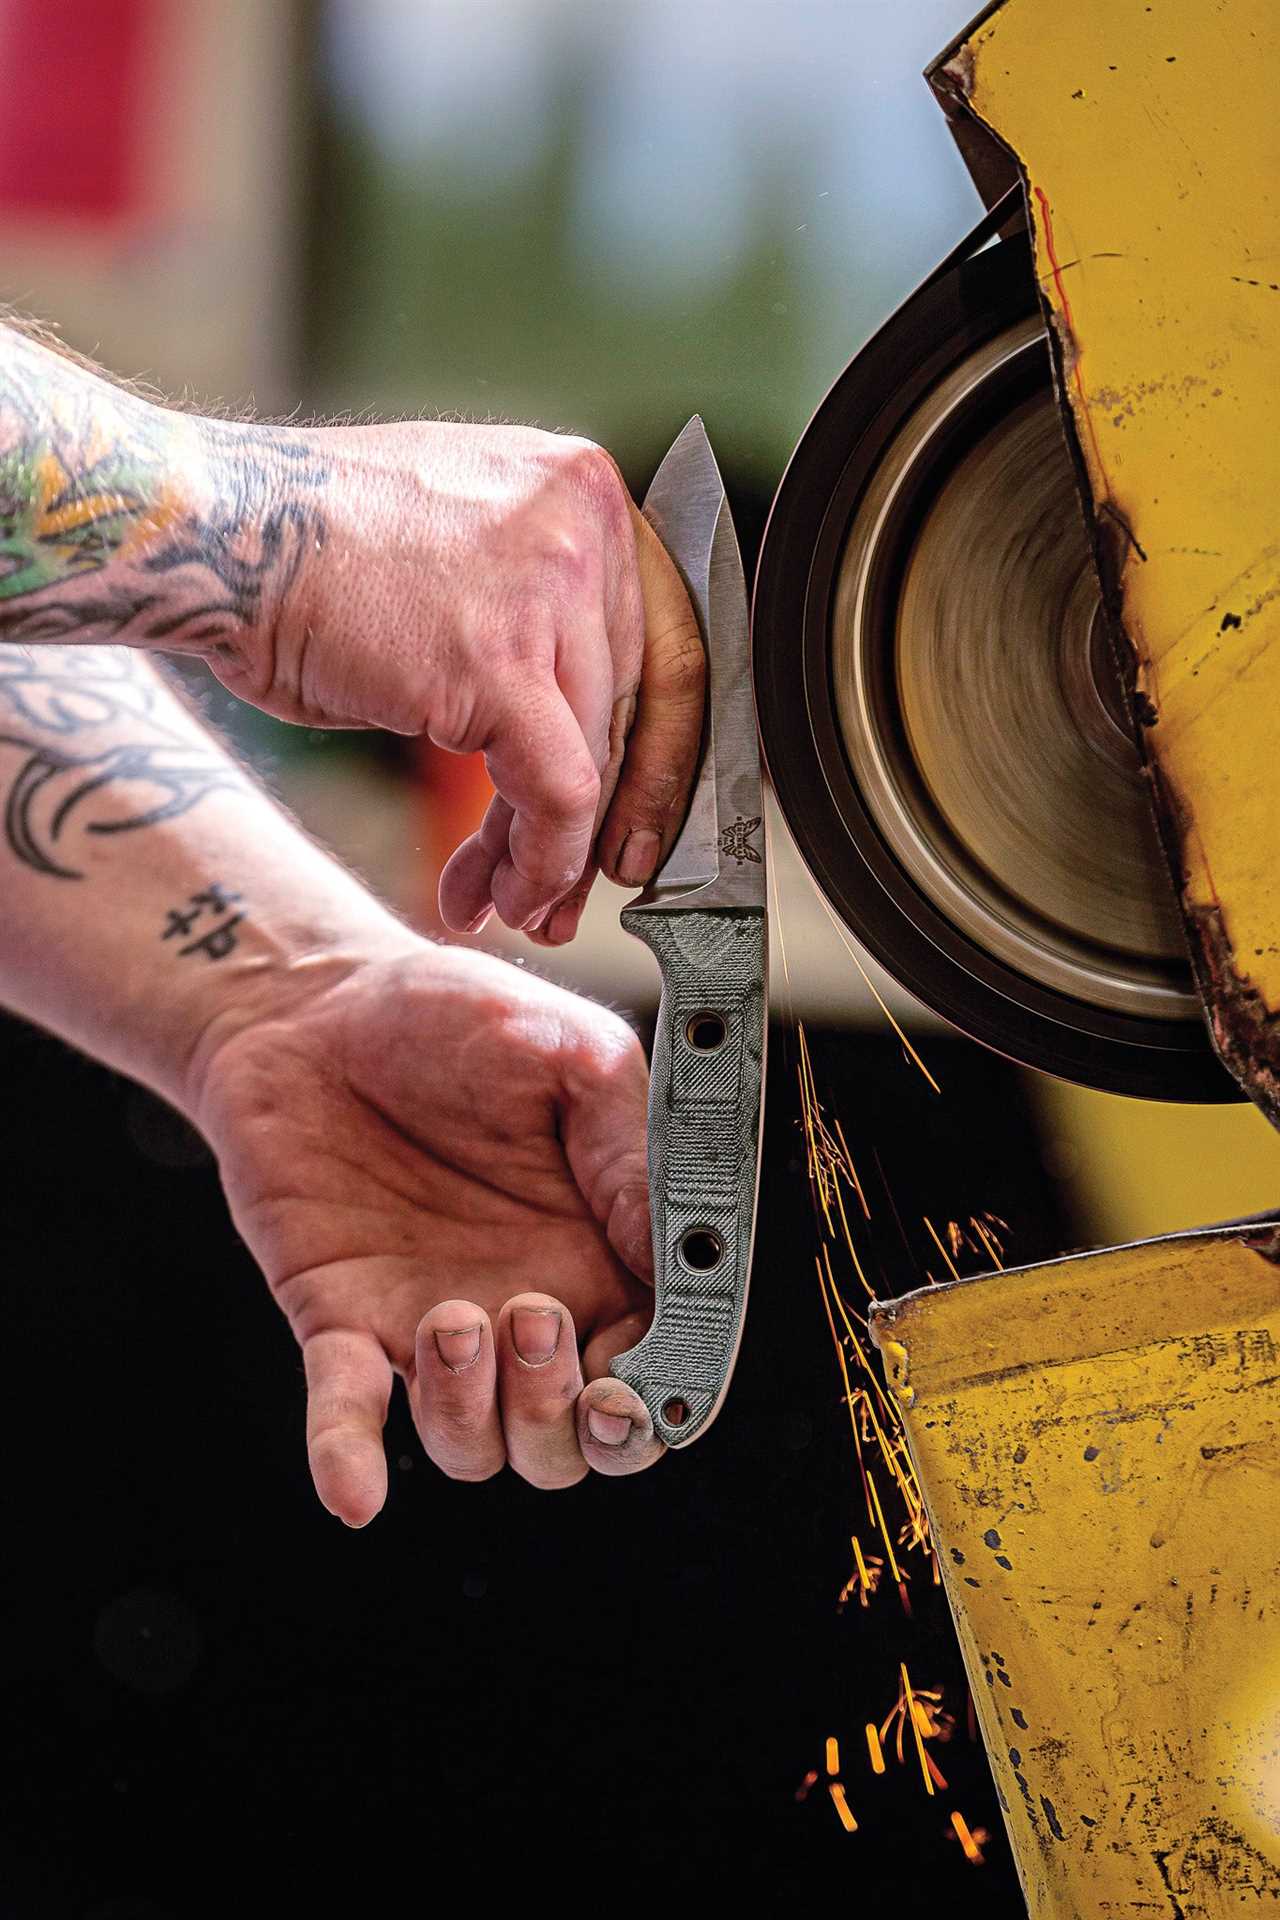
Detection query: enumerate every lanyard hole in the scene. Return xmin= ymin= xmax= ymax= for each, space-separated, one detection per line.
xmin=679 ymin=1227 xmax=724 ymax=1272
xmin=684 ymin=1012 xmax=727 ymax=1052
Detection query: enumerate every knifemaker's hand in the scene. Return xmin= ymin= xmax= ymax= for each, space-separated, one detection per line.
xmin=191 ymin=942 xmax=664 ymax=1516
xmin=209 ymin=420 xmax=705 ymax=941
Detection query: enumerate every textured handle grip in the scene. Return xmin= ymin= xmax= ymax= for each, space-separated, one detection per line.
xmin=610 ymin=907 xmax=766 ymax=1447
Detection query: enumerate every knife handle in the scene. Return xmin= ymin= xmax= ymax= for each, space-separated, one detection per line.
xmin=611 ymin=905 xmax=766 ymax=1448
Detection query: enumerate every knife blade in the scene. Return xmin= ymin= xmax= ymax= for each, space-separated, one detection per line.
xmin=609 ymin=417 xmax=767 ymax=1449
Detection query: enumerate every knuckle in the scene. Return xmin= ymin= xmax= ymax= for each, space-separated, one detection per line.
xmin=309 ymin=1427 xmax=371 ymax=1479
xmin=438 ymin=1453 xmax=505 ymax=1485
xmin=537 ymin=528 xmax=596 ymax=602
xmin=561 ymin=439 xmax=628 ymax=528
xmin=309 ymin=1392 xmax=368 ymax=1434
xmin=514 ymin=1376 xmax=581 ymax=1426
xmin=519 ymin=1458 xmax=590 ymax=1492
xmin=576 ymin=999 xmax=644 ymax=1060
xmin=540 ymin=759 xmax=600 ymax=831
xmin=427 ymin=686 xmax=485 ymax=754
xmin=653 ymin=621 xmax=707 ymax=699
xmin=430 ymin=1372 xmax=494 ymax=1429
xmin=622 ymin=760 xmax=683 ymax=817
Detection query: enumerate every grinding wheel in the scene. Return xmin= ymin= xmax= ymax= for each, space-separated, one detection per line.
xmin=753 ymin=235 xmax=1237 ymax=1101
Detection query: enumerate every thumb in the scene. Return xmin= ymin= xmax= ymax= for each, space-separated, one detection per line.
xmin=597 ymin=502 xmax=706 ymax=890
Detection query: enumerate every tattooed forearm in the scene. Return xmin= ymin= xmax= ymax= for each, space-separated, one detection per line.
xmin=0 ymin=643 xmax=248 ymax=877
xmin=3 ymin=739 xmax=245 ymax=878
xmin=0 ymin=640 xmax=165 ymax=733
xmin=0 ymin=322 xmax=327 ymax=655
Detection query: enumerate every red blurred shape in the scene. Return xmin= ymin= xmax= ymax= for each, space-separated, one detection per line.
xmin=0 ymin=0 xmax=155 ymax=223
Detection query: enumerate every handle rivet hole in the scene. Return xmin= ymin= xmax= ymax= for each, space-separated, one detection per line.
xmin=679 ymin=1227 xmax=724 ymax=1272
xmin=684 ymin=1011 xmax=727 ymax=1053
xmin=662 ymin=1397 xmax=690 ymax=1428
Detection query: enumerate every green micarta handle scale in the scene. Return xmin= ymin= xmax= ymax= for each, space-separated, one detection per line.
xmin=610 ymin=905 xmax=766 ymax=1448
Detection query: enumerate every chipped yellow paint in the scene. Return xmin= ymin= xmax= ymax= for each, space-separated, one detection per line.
xmin=954 ymin=0 xmax=1280 ymax=1045
xmin=869 ymin=1230 xmax=1280 ymax=1915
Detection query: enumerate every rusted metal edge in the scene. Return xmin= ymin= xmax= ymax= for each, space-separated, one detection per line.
xmin=925 ymin=8 xmax=1020 ymax=211
xmin=926 ymin=17 xmax=1280 ymax=1126
xmin=872 ymin=1212 xmax=1280 ymax=1321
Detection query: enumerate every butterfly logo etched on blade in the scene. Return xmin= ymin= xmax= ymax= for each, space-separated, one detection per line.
xmin=718 ymin=814 xmax=762 ymax=866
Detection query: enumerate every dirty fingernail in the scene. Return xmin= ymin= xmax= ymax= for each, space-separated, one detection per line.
xmin=547 ymin=900 xmax=583 ymax=944
xmin=587 ymin=1408 xmax=631 ymax=1447
xmin=435 ymin=1324 xmax=482 ymax=1372
xmin=511 ymin=1307 xmax=561 ymax=1366
xmin=617 ymin=829 xmax=660 ymax=886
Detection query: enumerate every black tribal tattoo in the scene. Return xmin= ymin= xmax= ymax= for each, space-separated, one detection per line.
xmin=0 ymin=645 xmax=246 ymax=878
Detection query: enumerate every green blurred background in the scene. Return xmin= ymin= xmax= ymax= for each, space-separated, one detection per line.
xmin=306 ymin=0 xmax=976 ymax=493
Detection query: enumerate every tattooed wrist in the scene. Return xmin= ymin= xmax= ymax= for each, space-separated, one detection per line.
xmin=0 ymin=324 xmax=327 ymax=662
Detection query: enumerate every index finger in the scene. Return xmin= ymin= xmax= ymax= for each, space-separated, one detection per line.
xmin=596 ymin=504 xmax=706 ymax=890
xmin=483 ymin=685 xmax=602 ymax=930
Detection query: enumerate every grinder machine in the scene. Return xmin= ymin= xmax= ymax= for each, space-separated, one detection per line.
xmin=749 ymin=2 xmax=1280 ymax=1911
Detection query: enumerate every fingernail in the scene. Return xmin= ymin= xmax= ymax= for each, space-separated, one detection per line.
xmin=511 ymin=1306 xmax=561 ymax=1366
xmin=434 ymin=1324 xmax=482 ymax=1372
xmin=464 ymin=906 xmax=494 ymax=935
xmin=587 ymin=1408 xmax=631 ymax=1447
xmin=617 ymin=829 xmax=660 ymax=886
xmin=547 ymin=900 xmax=582 ymax=944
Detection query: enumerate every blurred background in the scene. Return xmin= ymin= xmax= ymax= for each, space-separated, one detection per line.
xmin=2 ymin=3 xmax=1278 ymax=1915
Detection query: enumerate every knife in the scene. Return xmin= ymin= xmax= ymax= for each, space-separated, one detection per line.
xmin=609 ymin=417 xmax=767 ymax=1449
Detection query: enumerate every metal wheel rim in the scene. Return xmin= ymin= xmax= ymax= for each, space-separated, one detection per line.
xmin=830 ymin=316 xmax=1197 ymax=1024
xmin=751 ymin=234 xmax=1237 ymax=1102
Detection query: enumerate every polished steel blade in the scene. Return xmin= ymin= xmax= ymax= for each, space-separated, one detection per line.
xmin=634 ymin=417 xmax=763 ymax=912
xmin=637 ymin=417 xmax=721 ymax=900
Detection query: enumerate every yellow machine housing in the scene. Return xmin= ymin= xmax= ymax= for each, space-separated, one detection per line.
xmin=870 ymin=1232 xmax=1280 ymax=1913
xmin=863 ymin=4 xmax=1280 ymax=1914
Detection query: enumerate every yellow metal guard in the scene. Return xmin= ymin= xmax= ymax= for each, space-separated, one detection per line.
xmin=935 ymin=0 xmax=1280 ymax=1117
xmin=870 ymin=1231 xmax=1280 ymax=1914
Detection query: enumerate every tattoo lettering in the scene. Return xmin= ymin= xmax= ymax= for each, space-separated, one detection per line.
xmin=0 ymin=328 xmax=327 ymax=655
xmin=0 ymin=644 xmax=247 ymax=877
xmin=162 ymin=884 xmax=246 ymax=961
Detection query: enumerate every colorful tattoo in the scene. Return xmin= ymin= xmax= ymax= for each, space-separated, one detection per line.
xmin=0 ymin=327 xmax=326 ymax=654
xmin=0 ymin=439 xmax=157 ymax=600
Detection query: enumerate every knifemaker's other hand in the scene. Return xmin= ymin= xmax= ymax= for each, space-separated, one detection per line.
xmin=212 ymin=421 xmax=704 ymax=942
xmin=191 ymin=942 xmax=664 ymax=1517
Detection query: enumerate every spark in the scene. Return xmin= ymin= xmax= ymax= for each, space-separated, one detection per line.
xmin=813 ymin=890 xmax=941 ymax=1093
xmin=973 ymin=1213 xmax=1008 ymax=1269
xmin=828 ymin=1782 xmax=859 ymax=1833
xmin=901 ymin=1664 xmax=937 ymax=1797
xmin=949 ymin=1811 xmax=989 ymax=1864
xmin=850 ymin=1535 xmax=883 ymax=1608
xmin=798 ymin=1022 xmax=870 ymax=1231
xmin=923 ymin=1215 xmax=962 ymax=1284
xmin=875 ymin=1669 xmax=956 ymax=1795
xmin=785 ymin=942 xmax=1003 ymax=1871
